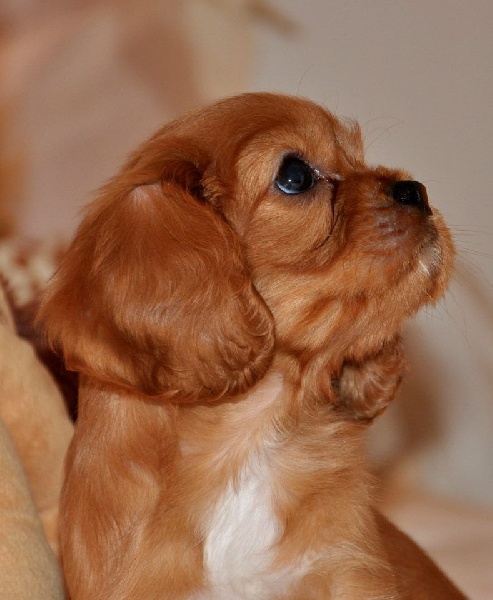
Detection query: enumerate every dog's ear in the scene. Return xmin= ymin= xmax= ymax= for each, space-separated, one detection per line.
xmin=38 ymin=164 xmax=274 ymax=402
xmin=332 ymin=337 xmax=407 ymax=422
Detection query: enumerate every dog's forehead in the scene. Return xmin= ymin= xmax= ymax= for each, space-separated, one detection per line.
xmin=218 ymin=93 xmax=351 ymax=141
xmin=207 ymin=93 xmax=364 ymax=170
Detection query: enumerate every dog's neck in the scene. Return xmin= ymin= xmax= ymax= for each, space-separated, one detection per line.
xmin=173 ymin=366 xmax=383 ymax=599
xmin=176 ymin=364 xmax=362 ymax=486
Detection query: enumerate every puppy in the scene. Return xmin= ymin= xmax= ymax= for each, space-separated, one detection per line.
xmin=38 ymin=93 xmax=465 ymax=599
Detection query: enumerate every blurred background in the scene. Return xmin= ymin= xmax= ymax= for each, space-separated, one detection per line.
xmin=1 ymin=0 xmax=492 ymax=596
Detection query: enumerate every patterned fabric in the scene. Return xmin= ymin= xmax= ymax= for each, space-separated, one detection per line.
xmin=0 ymin=237 xmax=63 ymax=310
xmin=0 ymin=237 xmax=78 ymax=417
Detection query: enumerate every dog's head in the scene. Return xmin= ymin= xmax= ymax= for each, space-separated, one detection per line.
xmin=38 ymin=93 xmax=454 ymax=419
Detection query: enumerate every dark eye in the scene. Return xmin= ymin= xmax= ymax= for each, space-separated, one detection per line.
xmin=275 ymin=156 xmax=316 ymax=195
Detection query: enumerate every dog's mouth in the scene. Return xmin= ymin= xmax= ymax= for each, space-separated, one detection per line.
xmin=415 ymin=223 xmax=441 ymax=271
xmin=416 ymin=210 xmax=454 ymax=295
xmin=387 ymin=210 xmax=451 ymax=291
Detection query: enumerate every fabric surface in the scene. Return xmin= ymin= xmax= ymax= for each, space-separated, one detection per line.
xmin=0 ymin=282 xmax=67 ymax=598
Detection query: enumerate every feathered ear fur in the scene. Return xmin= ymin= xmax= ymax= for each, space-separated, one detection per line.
xmin=332 ymin=337 xmax=407 ymax=422
xmin=37 ymin=159 xmax=274 ymax=402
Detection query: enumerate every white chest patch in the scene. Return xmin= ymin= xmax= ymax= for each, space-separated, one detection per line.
xmin=202 ymin=458 xmax=283 ymax=599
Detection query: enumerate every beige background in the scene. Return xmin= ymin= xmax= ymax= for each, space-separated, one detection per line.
xmin=1 ymin=0 xmax=492 ymax=510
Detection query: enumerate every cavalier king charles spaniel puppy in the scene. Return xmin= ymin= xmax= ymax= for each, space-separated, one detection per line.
xmin=38 ymin=93 xmax=465 ymax=599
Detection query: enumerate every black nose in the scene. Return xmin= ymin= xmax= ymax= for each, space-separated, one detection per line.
xmin=387 ymin=180 xmax=432 ymax=215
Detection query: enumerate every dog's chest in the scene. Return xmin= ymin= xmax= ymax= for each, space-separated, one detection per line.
xmin=199 ymin=459 xmax=304 ymax=600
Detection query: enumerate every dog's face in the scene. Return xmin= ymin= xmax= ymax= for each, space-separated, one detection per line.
xmin=210 ymin=97 xmax=452 ymax=364
xmin=39 ymin=93 xmax=453 ymax=417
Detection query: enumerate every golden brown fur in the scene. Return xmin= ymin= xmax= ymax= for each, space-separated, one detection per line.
xmin=38 ymin=93 xmax=464 ymax=599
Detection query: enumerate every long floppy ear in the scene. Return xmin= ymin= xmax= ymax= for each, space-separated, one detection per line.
xmin=37 ymin=169 xmax=275 ymax=402
xmin=332 ymin=337 xmax=408 ymax=422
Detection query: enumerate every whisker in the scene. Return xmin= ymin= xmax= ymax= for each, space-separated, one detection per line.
xmin=361 ymin=118 xmax=405 ymax=152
